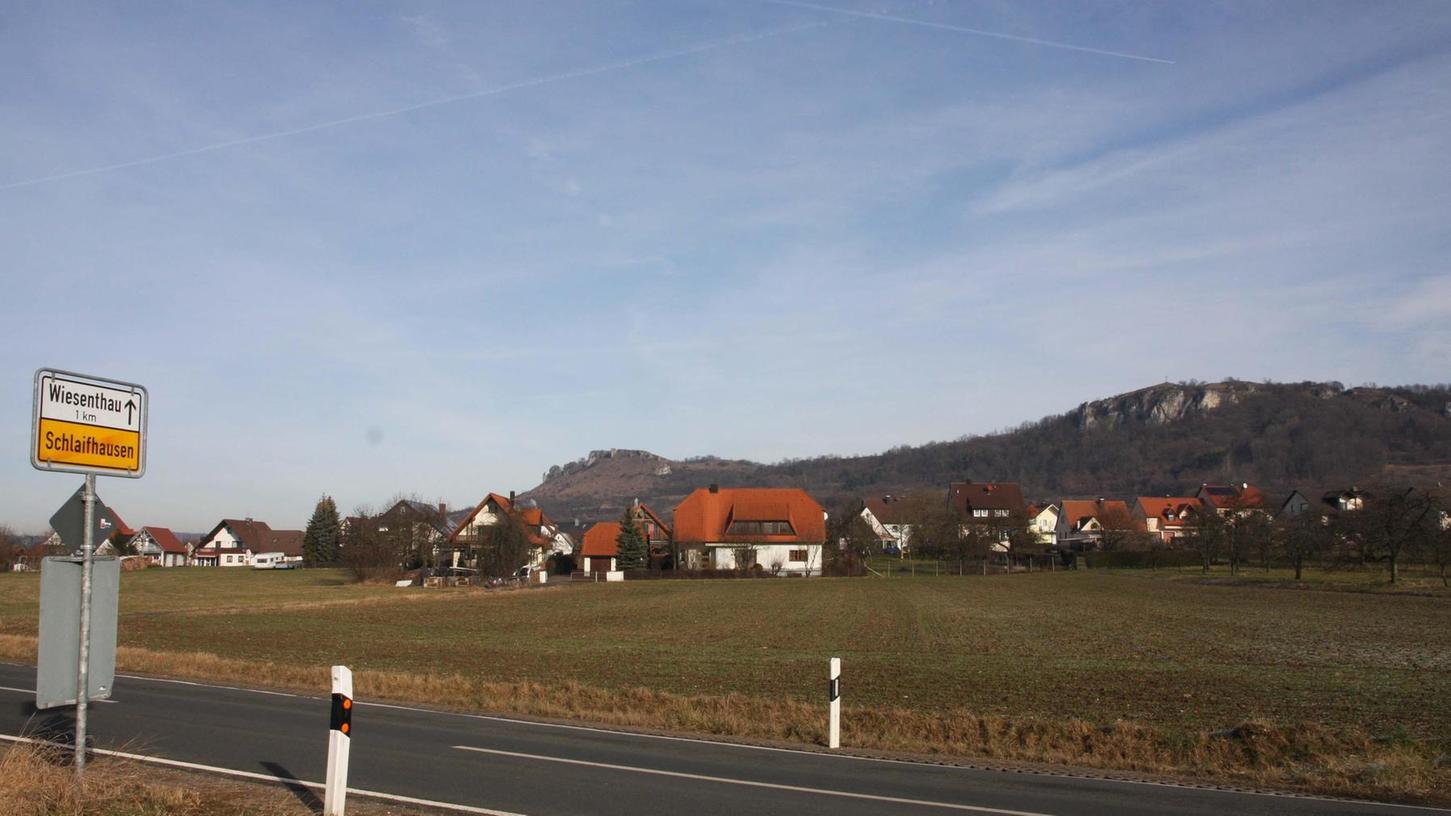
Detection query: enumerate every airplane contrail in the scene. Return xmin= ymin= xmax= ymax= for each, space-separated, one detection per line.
xmin=0 ymin=19 xmax=831 ymax=192
xmin=761 ymin=0 xmax=1175 ymax=65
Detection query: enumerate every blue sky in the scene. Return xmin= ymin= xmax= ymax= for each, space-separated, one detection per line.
xmin=3 ymin=1 xmax=1450 ymax=533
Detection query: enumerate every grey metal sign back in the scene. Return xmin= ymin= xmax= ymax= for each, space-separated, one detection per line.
xmin=49 ymin=485 xmax=121 ymax=552
xmin=36 ymin=556 xmax=119 ymax=709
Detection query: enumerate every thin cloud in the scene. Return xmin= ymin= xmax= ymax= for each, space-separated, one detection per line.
xmin=0 ymin=19 xmax=831 ymax=192
xmin=761 ymin=0 xmax=1174 ymax=64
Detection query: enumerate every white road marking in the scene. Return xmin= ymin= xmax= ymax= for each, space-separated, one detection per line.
xmin=0 ymin=733 xmax=526 ymax=816
xmin=0 ymin=684 xmax=114 ymax=703
xmin=453 ymin=744 xmax=1053 ymax=815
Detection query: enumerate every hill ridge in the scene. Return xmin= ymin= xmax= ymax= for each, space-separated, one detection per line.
xmin=521 ymin=380 xmax=1451 ymax=523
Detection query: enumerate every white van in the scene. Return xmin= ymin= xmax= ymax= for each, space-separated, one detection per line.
xmin=252 ymin=552 xmax=295 ymax=570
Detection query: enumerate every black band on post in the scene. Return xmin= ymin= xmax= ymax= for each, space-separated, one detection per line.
xmin=330 ymin=692 xmax=352 ymax=735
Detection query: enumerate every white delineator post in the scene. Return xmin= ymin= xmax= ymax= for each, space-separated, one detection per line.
xmin=828 ymin=657 xmax=841 ymax=749
xmin=324 ymin=665 xmax=353 ymax=816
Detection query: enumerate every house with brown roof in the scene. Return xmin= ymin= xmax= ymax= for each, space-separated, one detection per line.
xmin=1196 ymin=483 xmax=1268 ymax=517
xmin=128 ymin=526 xmax=188 ymax=567
xmin=1131 ymin=497 xmax=1203 ymax=544
xmin=194 ymin=519 xmax=304 ymax=567
xmin=948 ymin=481 xmax=1027 ymax=548
xmin=860 ymin=495 xmax=914 ymax=552
xmin=672 ymin=486 xmax=827 ymax=576
xmin=1057 ymin=499 xmax=1135 ymax=550
xmin=949 ymin=481 xmax=1026 ymax=521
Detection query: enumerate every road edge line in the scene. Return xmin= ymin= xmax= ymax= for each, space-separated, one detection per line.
xmin=0 ymin=733 xmax=526 ymax=816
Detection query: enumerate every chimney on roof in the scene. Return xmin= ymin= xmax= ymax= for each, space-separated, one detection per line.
xmin=509 ymin=490 xmax=516 ymax=504
xmin=709 ymin=483 xmax=719 ymax=494
xmin=438 ymin=502 xmax=447 ymax=516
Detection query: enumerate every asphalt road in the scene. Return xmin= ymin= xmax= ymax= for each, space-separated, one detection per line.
xmin=0 ymin=662 xmax=1443 ymax=816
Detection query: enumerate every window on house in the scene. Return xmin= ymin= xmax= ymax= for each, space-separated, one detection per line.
xmin=789 ymin=549 xmax=808 ymax=562
xmin=993 ymin=509 xmax=1009 ymax=517
xmin=972 ymin=509 xmax=989 ymax=518
xmin=726 ymin=520 xmax=795 ymax=536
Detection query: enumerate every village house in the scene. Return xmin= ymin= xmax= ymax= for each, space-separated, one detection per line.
xmin=1057 ymin=498 xmax=1135 ymax=550
xmin=949 ymin=481 xmax=1026 ymax=522
xmin=1197 ymin=483 xmax=1268 ymax=517
xmin=1026 ymin=503 xmax=1060 ymax=548
xmin=1131 ymin=496 xmax=1203 ymax=545
xmin=672 ymin=485 xmax=827 ymax=576
xmin=860 ymin=495 xmax=913 ymax=552
xmin=577 ymin=502 xmax=675 ymax=575
xmin=446 ymin=492 xmax=573 ymax=572
xmin=948 ymin=481 xmax=1026 ymax=548
xmin=1274 ymin=490 xmax=1314 ymax=519
xmin=1322 ymin=487 xmax=1366 ymax=513
xmin=578 ymin=521 xmax=621 ymax=575
xmin=194 ymin=519 xmax=304 ymax=567
xmin=127 ymin=526 xmax=188 ymax=567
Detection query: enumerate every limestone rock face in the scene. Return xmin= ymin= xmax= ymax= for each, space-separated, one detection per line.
xmin=541 ymin=448 xmax=666 ymax=484
xmin=1071 ymin=382 xmax=1264 ymax=430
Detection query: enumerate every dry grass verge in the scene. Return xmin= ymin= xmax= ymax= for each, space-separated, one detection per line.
xmin=2 ymin=633 xmax=1445 ymax=807
xmin=0 ymin=740 xmax=433 ymax=815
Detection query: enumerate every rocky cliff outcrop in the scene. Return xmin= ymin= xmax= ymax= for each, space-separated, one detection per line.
xmin=541 ymin=448 xmax=670 ymax=485
xmin=1071 ymin=381 xmax=1268 ymax=430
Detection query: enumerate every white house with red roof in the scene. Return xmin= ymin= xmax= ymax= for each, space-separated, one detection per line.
xmin=672 ymin=485 xmax=827 ymax=576
xmin=128 ymin=526 xmax=188 ymax=567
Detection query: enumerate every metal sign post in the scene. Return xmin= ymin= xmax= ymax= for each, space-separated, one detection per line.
xmin=75 ymin=474 xmax=96 ymax=774
xmin=31 ymin=368 xmax=148 ymax=775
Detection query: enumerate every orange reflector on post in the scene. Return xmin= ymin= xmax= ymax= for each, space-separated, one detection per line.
xmin=330 ymin=693 xmax=353 ymax=736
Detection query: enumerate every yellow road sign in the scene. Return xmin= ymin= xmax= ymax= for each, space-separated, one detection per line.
xmin=32 ymin=369 xmax=148 ymax=478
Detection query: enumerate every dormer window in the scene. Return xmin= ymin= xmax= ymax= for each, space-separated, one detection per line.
xmin=727 ymin=520 xmax=794 ymax=535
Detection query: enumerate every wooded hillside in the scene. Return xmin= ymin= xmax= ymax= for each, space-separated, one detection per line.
xmin=523 ymin=381 xmax=1451 ymax=521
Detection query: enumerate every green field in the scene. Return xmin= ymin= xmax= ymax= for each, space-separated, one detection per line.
xmin=2 ymin=567 xmax=1447 ymax=736
xmin=2 ymin=567 xmax=1448 ymax=799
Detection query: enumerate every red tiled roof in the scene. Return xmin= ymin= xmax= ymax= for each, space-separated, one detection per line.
xmin=142 ymin=526 xmax=187 ymax=554
xmin=1134 ymin=497 xmax=1202 ymax=525
xmin=580 ymin=522 xmax=622 ymax=557
xmin=447 ymin=493 xmax=516 ymax=544
xmin=1199 ymin=483 xmax=1266 ymax=510
xmin=519 ymin=506 xmax=557 ymax=530
xmin=672 ymin=487 xmax=826 ymax=544
xmin=107 ymin=509 xmax=136 ymax=539
xmin=1061 ymin=499 xmax=1131 ymax=530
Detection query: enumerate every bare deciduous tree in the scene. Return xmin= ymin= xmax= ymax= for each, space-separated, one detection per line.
xmin=1274 ymin=510 xmax=1329 ymax=581
xmin=1341 ymin=484 xmax=1435 ymax=584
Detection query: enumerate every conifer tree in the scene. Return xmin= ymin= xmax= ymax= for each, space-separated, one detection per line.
xmin=303 ymin=495 xmax=342 ymax=566
xmin=615 ymin=508 xmax=648 ymax=570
